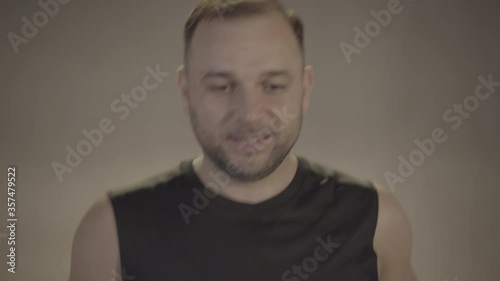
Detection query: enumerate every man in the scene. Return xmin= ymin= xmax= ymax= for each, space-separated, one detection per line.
xmin=68 ymin=0 xmax=418 ymax=280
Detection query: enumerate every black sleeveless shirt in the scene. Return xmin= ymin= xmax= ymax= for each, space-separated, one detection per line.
xmin=107 ymin=155 xmax=379 ymax=281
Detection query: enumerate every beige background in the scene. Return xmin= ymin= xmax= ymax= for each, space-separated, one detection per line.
xmin=1 ymin=0 xmax=499 ymax=280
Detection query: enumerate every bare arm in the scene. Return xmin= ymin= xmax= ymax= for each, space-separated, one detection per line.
xmin=373 ymin=183 xmax=418 ymax=281
xmin=68 ymin=195 xmax=121 ymax=281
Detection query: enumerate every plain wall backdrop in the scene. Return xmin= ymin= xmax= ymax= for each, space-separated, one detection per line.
xmin=1 ymin=0 xmax=499 ymax=280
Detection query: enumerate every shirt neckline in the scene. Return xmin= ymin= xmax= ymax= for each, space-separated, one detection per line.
xmin=181 ymin=155 xmax=308 ymax=213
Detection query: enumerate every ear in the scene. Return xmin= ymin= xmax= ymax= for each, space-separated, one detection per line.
xmin=177 ymin=65 xmax=190 ymax=116
xmin=302 ymin=65 xmax=314 ymax=115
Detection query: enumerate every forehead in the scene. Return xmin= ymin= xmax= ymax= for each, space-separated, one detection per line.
xmin=188 ymin=12 xmax=302 ymax=78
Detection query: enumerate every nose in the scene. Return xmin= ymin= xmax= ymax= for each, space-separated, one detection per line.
xmin=234 ymin=86 xmax=265 ymax=122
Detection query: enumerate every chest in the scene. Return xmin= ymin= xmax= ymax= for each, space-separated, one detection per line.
xmin=127 ymin=214 xmax=378 ymax=281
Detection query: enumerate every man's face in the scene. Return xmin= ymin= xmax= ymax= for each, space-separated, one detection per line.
xmin=178 ymin=12 xmax=313 ymax=182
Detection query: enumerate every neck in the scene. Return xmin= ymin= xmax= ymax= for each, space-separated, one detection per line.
xmin=192 ymin=153 xmax=299 ymax=204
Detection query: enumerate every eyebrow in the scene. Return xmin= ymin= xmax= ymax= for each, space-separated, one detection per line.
xmin=201 ymin=70 xmax=293 ymax=82
xmin=201 ymin=71 xmax=233 ymax=81
xmin=259 ymin=70 xmax=292 ymax=80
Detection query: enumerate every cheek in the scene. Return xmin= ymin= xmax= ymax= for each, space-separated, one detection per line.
xmin=271 ymin=102 xmax=302 ymax=130
xmin=193 ymin=105 xmax=226 ymax=135
xmin=190 ymin=90 xmax=220 ymax=118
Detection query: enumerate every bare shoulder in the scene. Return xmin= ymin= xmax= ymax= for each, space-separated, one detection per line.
xmin=68 ymin=195 xmax=121 ymax=281
xmin=372 ymin=182 xmax=418 ymax=281
xmin=372 ymin=182 xmax=411 ymax=236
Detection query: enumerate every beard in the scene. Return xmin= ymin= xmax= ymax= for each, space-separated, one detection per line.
xmin=188 ymin=107 xmax=302 ymax=182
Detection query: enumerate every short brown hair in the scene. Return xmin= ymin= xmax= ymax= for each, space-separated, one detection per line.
xmin=183 ymin=0 xmax=305 ymax=66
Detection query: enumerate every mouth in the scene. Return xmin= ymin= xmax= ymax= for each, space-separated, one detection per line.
xmin=228 ymin=134 xmax=273 ymax=147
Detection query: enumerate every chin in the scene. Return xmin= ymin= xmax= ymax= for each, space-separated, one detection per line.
xmin=225 ymin=160 xmax=273 ymax=182
xmin=230 ymin=149 xmax=267 ymax=164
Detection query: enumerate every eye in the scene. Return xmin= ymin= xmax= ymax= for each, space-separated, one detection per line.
xmin=263 ymin=83 xmax=286 ymax=93
xmin=208 ymin=84 xmax=234 ymax=94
